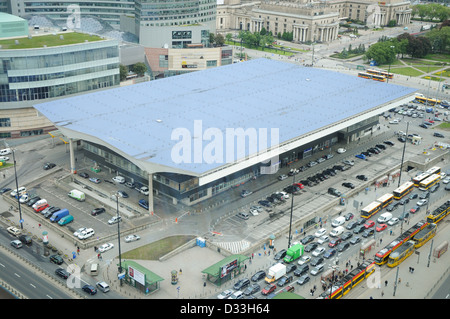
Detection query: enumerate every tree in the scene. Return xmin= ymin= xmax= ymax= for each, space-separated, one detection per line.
xmin=364 ymin=41 xmax=396 ymax=65
xmin=425 ymin=26 xmax=450 ymax=53
xmin=225 ymin=33 xmax=233 ymax=43
xmin=131 ymin=62 xmax=147 ymax=76
xmin=119 ymin=64 xmax=127 ymax=81
xmin=408 ymin=37 xmax=432 ymax=57
xmin=215 ymin=33 xmax=225 ymax=47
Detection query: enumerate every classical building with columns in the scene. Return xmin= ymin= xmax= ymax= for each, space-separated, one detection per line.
xmin=217 ymin=0 xmax=412 ymax=43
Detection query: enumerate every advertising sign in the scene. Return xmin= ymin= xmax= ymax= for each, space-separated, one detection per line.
xmin=128 ymin=266 xmax=145 ymax=285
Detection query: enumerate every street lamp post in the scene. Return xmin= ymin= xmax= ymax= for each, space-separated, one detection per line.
xmin=287 ymin=153 xmax=295 ymax=248
xmin=386 ymin=46 xmax=395 ymax=84
xmin=115 ymin=193 xmax=123 ymax=286
xmin=398 ymin=121 xmax=409 ymax=187
xmin=12 ymin=149 xmax=24 ymax=229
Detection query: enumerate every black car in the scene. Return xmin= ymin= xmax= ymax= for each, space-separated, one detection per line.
xmin=304 ymin=242 xmax=318 ymax=253
xmin=419 ymin=123 xmax=428 ymax=129
xmin=286 ymin=264 xmax=297 ymax=274
xmin=294 ymin=264 xmax=309 ymax=277
xmin=409 ymin=193 xmax=418 ymax=200
xmin=356 ymin=175 xmax=368 ymax=181
xmin=50 ymin=254 xmax=64 ymax=265
xmin=333 ymin=165 xmax=345 ymax=171
xmin=44 ymin=207 xmax=60 ymax=218
xmin=277 ymin=275 xmax=293 ymax=287
xmin=43 ymin=163 xmax=56 ymax=170
xmin=91 ymin=207 xmax=106 ymax=216
xmin=344 ymin=213 xmax=354 ymax=221
xmin=399 ymin=198 xmax=410 ymax=205
xmin=376 ymin=144 xmax=386 ymax=150
xmin=274 ymin=249 xmax=287 ymax=260
xmin=78 ymin=172 xmax=89 ymax=178
xmin=337 ymin=242 xmax=350 ymax=252
xmin=384 ymin=141 xmax=394 ymax=146
xmin=233 ymin=278 xmax=250 ymax=290
xmin=0 ymin=187 xmax=11 ymax=194
xmin=27 ymin=197 xmax=41 ymax=207
xmin=353 ymin=225 xmax=366 ymax=234
xmin=328 ymin=188 xmax=341 ymax=197
xmin=341 ymin=232 xmax=353 ymax=241
xmin=342 ymin=182 xmax=355 ymax=189
xmin=433 ymin=132 xmax=444 ymax=138
xmin=301 ymin=235 xmax=315 ymax=245
xmin=251 ymin=270 xmax=266 ymax=282
xmin=398 ymin=137 xmax=406 ymax=143
xmin=258 ymin=200 xmax=272 ymax=208
xmin=243 ymin=283 xmax=260 ymax=296
xmin=82 ymin=284 xmax=97 ymax=295
xmin=386 ymin=204 xmax=397 ymax=212
xmin=310 ymin=257 xmax=324 ymax=267
xmin=356 ymin=217 xmax=366 ymax=225
xmin=55 ymin=268 xmax=70 ymax=279
xmin=362 ymin=229 xmax=375 ymax=238
xmin=18 ymin=234 xmax=32 ymax=245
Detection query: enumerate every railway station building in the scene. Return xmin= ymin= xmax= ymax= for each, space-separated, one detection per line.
xmin=34 ymin=58 xmax=416 ymax=214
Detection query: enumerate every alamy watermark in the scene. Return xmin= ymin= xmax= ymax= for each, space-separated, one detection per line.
xmin=171 ymin=120 xmax=280 ymax=174
xmin=66 ymin=4 xmax=81 ymax=29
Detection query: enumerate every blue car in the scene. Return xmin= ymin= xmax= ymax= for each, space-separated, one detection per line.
xmin=139 ymin=199 xmax=149 ymax=209
xmin=355 ymin=154 xmax=366 ymax=160
xmin=258 ymin=200 xmax=272 ymax=208
xmin=323 ymin=249 xmax=337 ymax=259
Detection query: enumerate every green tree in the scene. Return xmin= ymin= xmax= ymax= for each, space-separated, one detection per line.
xmin=119 ymin=64 xmax=127 ymax=81
xmin=364 ymin=41 xmax=396 ymax=65
xmin=225 ymin=33 xmax=233 ymax=43
xmin=131 ymin=62 xmax=147 ymax=76
xmin=215 ymin=33 xmax=225 ymax=47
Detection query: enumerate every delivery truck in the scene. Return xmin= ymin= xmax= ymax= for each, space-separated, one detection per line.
xmin=50 ymin=208 xmax=69 ymax=223
xmin=283 ymin=243 xmax=304 ymax=263
xmin=265 ymin=263 xmax=286 ymax=283
xmin=68 ymin=189 xmax=85 ymax=201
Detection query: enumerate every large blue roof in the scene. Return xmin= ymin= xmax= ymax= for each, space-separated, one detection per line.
xmin=34 ymin=58 xmax=416 ymax=174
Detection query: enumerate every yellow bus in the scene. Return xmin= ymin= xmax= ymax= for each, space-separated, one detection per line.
xmin=412 ymin=223 xmax=437 ymax=248
xmin=387 ymin=241 xmax=415 ymax=268
xmin=361 ymin=201 xmax=382 ymax=219
xmin=427 ymin=200 xmax=450 ymax=224
xmin=425 ymin=166 xmax=441 ymax=176
xmin=393 ymin=181 xmax=414 ymax=200
xmin=358 ymin=72 xmax=371 ymax=79
xmin=412 ymin=173 xmax=430 ymax=187
xmin=372 ymin=75 xmax=386 ymax=82
xmin=415 ymin=96 xmax=440 ymax=106
xmin=376 ymin=193 xmax=394 ymax=208
xmin=419 ymin=174 xmax=440 ymax=191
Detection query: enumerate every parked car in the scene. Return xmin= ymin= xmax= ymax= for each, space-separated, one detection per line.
xmin=342 ymin=182 xmax=355 ymax=189
xmin=108 ymin=216 xmax=122 ymax=225
xmin=356 ymin=175 xmax=368 ymax=181
xmin=43 ymin=163 xmax=56 ymax=170
xmin=350 ymin=236 xmax=361 ymax=245
xmin=50 ymin=254 xmax=64 ymax=265
xmin=91 ymin=207 xmax=105 ymax=216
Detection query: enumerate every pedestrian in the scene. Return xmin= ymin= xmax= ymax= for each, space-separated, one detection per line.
xmin=94 ymin=246 xmax=97 ymax=252
xmin=381 ymin=291 xmax=384 ymax=297
xmin=409 ymin=267 xmax=412 ymax=273
xmin=77 ymin=247 xmax=80 ymax=255
xmin=97 ymin=253 xmax=100 ymax=259
xmin=398 ymin=278 xmax=401 ymax=284
xmin=380 ymin=238 xmax=382 ymax=244
xmin=264 ymin=250 xmax=267 ymax=256
xmin=385 ymin=280 xmax=388 ymax=287
xmin=179 ymin=268 xmax=182 ymax=275
xmin=38 ymin=223 xmax=41 ymax=228
xmin=411 ymin=268 xmax=414 ymax=274
xmin=268 ymin=250 xmax=270 ymax=256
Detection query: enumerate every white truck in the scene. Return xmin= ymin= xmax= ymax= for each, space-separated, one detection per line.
xmin=265 ymin=263 xmax=286 ymax=283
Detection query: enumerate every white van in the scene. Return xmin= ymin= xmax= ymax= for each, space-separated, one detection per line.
xmin=112 ymin=176 xmax=125 ymax=184
xmin=329 ymin=226 xmax=345 ymax=237
xmin=10 ymin=186 xmax=26 ymax=197
xmin=377 ymin=212 xmax=393 ymax=224
xmin=331 ymin=216 xmax=346 ymax=227
xmin=90 ymin=263 xmax=98 ymax=276
xmin=0 ymin=148 xmax=11 ymax=155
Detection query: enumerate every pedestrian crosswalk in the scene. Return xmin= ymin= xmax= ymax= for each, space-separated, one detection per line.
xmin=212 ymin=240 xmax=251 ymax=254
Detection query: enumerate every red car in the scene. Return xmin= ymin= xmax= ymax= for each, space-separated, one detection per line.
xmin=376 ymin=224 xmax=387 ymax=232
xmin=328 ymin=238 xmax=342 ymax=248
xmin=294 ymin=183 xmax=304 ymax=189
xmin=364 ymin=220 xmax=375 ymax=229
xmin=261 ymin=284 xmax=276 ymax=295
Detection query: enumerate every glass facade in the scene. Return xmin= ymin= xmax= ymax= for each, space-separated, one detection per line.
xmin=0 ymin=41 xmax=120 ymax=102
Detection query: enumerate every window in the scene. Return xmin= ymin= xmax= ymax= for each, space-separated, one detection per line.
xmin=206 ymin=60 xmax=217 ymax=67
xmin=0 ymin=118 xmax=11 ymax=127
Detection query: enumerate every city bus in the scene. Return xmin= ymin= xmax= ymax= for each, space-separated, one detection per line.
xmin=374 ymin=221 xmax=427 ymax=265
xmin=414 ymin=96 xmax=440 ymax=106
xmin=412 ymin=223 xmax=437 ymax=248
xmin=412 ymin=172 xmax=430 ymax=187
xmin=372 ymin=75 xmax=386 ymax=82
xmin=387 ymin=240 xmax=415 ymax=268
xmin=427 ymin=200 xmax=450 ymax=224
xmin=358 ymin=72 xmax=371 ymax=79
xmin=376 ymin=193 xmax=394 ymax=208
xmin=366 ymin=69 xmax=382 ymax=76
xmin=425 ymin=166 xmax=441 ymax=176
xmin=418 ymin=174 xmax=440 ymax=191
xmin=380 ymin=71 xmax=394 ymax=79
xmin=360 ymin=201 xmax=382 ymax=219
xmin=393 ymin=181 xmax=414 ymax=200
xmin=320 ymin=260 xmax=376 ymax=299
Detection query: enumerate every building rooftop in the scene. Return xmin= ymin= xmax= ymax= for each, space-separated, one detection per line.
xmin=0 ymin=31 xmax=103 ymax=49
xmin=34 ymin=58 xmax=416 ymax=176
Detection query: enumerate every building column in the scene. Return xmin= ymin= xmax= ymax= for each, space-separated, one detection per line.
xmin=69 ymin=138 xmax=76 ymax=174
xmin=148 ymin=173 xmax=154 ymax=215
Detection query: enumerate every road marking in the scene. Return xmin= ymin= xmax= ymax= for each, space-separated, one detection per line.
xmin=14 ymin=273 xmax=20 ymax=278
xmin=0 ymin=263 xmax=5 ymax=267
xmin=30 ymin=284 xmax=36 ymax=289
xmin=46 ymin=295 xmax=53 ymax=299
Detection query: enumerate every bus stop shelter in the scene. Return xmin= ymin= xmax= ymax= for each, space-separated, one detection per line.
xmin=121 ymin=260 xmax=164 ymax=295
xmin=201 ymin=254 xmax=249 ymax=287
